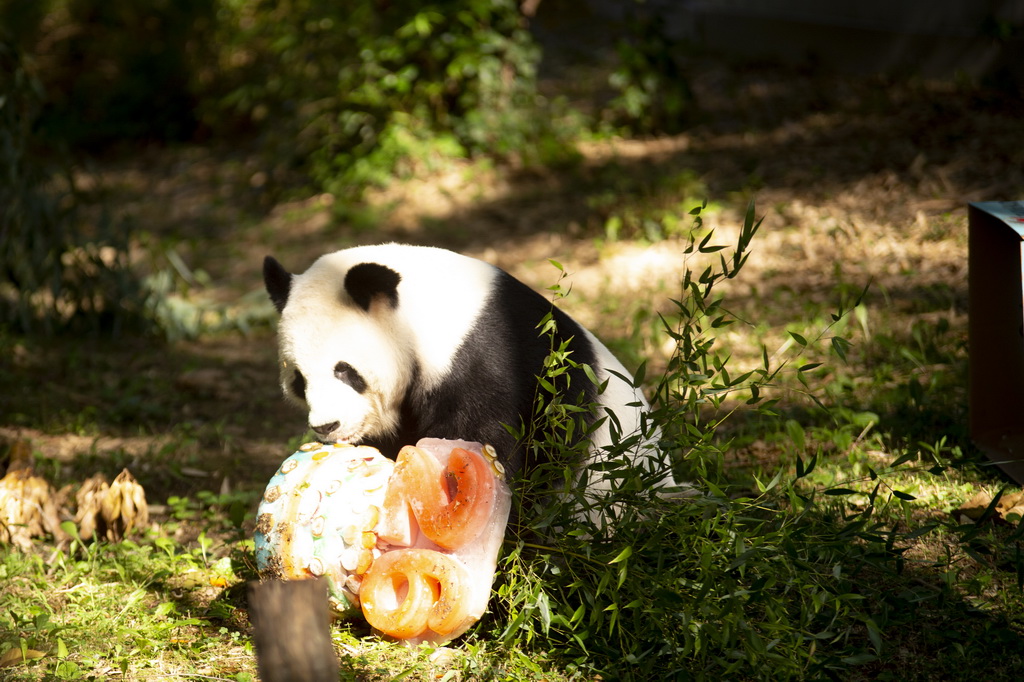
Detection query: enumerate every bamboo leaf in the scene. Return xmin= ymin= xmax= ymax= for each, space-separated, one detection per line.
xmin=609 ymin=546 xmax=633 ymax=564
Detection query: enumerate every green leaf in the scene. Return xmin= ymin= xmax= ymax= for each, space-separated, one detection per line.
xmin=757 ymin=470 xmax=783 ymax=493
xmin=498 ymin=610 xmax=529 ymax=643
xmin=609 ymin=546 xmax=632 ymax=564
xmin=789 ymin=331 xmax=807 ymax=346
xmin=632 ymin=360 xmax=647 ymax=387
xmin=831 ymin=336 xmax=851 ymax=362
xmin=537 ymin=590 xmax=551 ymax=634
xmin=824 ymin=488 xmax=859 ymax=496
xmin=60 ymin=520 xmax=80 ymax=541
xmin=891 ymin=451 xmax=917 ymax=467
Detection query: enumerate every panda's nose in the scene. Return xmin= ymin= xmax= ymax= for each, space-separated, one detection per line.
xmin=311 ymin=421 xmax=340 ymax=437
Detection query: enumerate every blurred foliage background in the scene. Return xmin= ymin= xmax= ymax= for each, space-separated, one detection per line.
xmin=0 ymin=0 xmax=1019 ymax=338
xmin=2 ymin=0 xmax=690 ymax=336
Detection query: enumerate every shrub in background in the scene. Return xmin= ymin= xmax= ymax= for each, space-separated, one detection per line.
xmin=3 ymin=0 xmax=694 ymax=192
xmin=0 ymin=37 xmax=150 ymax=336
xmin=606 ymin=12 xmax=694 ymax=135
xmin=2 ymin=0 xmax=215 ymax=148
xmin=206 ymin=0 xmax=575 ymax=195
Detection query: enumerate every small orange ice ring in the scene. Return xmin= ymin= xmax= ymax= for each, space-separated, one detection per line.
xmin=360 ymin=548 xmax=473 ymax=639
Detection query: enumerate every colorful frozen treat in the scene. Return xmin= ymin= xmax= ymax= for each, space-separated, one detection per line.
xmin=255 ymin=438 xmax=511 ymax=645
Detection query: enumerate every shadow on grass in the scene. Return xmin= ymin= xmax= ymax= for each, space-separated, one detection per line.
xmin=0 ymin=331 xmax=291 ymax=504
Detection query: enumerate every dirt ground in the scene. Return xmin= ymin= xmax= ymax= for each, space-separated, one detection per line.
xmin=3 ymin=58 xmax=1022 ymax=504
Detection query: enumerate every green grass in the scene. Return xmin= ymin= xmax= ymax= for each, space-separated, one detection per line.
xmin=0 ymin=526 xmax=257 ymax=680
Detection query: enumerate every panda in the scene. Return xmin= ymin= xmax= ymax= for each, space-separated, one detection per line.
xmin=263 ymin=243 xmax=676 ymax=497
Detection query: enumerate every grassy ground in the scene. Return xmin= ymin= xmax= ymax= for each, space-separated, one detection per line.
xmin=3 ymin=59 xmax=1024 ymax=679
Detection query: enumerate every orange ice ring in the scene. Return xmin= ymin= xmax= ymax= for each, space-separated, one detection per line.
xmin=380 ymin=445 xmax=497 ymax=549
xmin=359 ymin=549 xmax=474 ymax=640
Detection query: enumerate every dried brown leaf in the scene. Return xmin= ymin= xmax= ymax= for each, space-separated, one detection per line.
xmin=101 ymin=469 xmax=149 ymax=541
xmin=953 ymin=490 xmax=1024 ymax=524
xmin=0 ymin=447 xmax=69 ymax=550
xmin=74 ymin=474 xmax=110 ymax=541
xmin=954 ymin=491 xmax=993 ymax=522
xmin=0 ymin=646 xmax=46 ymax=667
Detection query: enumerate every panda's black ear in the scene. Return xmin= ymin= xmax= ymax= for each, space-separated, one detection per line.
xmin=345 ymin=262 xmax=401 ymax=311
xmin=263 ymin=256 xmax=292 ymax=314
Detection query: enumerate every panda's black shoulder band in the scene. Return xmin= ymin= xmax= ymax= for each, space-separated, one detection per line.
xmin=345 ymin=262 xmax=402 ymax=311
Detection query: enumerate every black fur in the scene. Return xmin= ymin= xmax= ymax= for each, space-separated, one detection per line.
xmin=334 ymin=362 xmax=368 ymax=394
xmin=263 ymin=256 xmax=292 ymax=314
xmin=361 ymin=269 xmax=599 ymax=480
xmin=290 ymin=371 xmax=306 ymax=400
xmin=344 ymin=263 xmax=401 ymax=311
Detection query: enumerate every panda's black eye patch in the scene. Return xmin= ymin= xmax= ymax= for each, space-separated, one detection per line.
xmin=334 ymin=362 xmax=367 ymax=394
xmin=290 ymin=371 xmax=307 ymax=401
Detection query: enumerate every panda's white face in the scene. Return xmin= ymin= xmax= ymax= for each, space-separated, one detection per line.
xmin=272 ymin=256 xmax=416 ymax=444
xmin=278 ymin=310 xmax=411 ymax=445
xmin=264 ymin=244 xmax=495 ymax=446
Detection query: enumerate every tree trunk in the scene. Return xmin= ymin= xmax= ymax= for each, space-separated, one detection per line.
xmin=248 ymin=578 xmax=339 ymax=682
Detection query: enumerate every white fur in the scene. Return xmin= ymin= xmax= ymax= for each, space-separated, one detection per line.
xmin=311 ymin=244 xmax=494 ymax=383
xmin=578 ymin=331 xmax=681 ymax=502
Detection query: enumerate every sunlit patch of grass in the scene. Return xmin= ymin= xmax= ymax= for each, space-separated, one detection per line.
xmin=0 ymin=533 xmax=258 ymax=681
